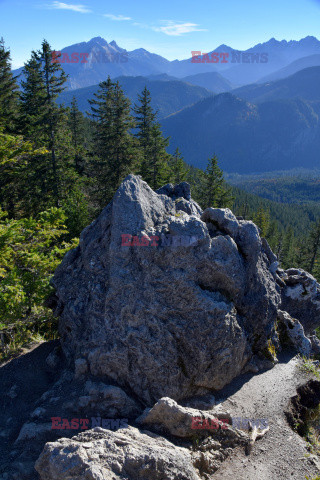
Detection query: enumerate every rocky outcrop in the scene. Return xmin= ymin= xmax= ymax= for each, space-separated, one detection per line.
xmin=277 ymin=310 xmax=311 ymax=356
xmin=51 ymin=174 xmax=286 ymax=406
xmin=279 ymin=268 xmax=320 ymax=335
xmin=9 ymin=175 xmax=320 ymax=480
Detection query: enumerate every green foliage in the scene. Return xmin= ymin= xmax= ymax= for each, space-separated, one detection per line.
xmin=89 ymin=77 xmax=140 ymax=208
xmin=168 ymin=148 xmax=189 ymax=184
xmin=134 ymin=86 xmax=170 ymax=189
xmin=0 ymin=207 xmax=77 ymax=324
xmin=299 ymin=356 xmax=320 ymax=380
xmin=20 ymin=40 xmax=68 ymax=207
xmin=0 ymin=38 xmax=19 ymax=133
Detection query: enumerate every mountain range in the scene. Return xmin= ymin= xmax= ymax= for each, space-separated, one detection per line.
xmin=58 ymin=76 xmax=213 ymax=119
xmin=13 ymin=35 xmax=320 ymax=90
xmin=161 ymin=90 xmax=320 ymax=173
xmin=13 ymin=36 xmax=320 ymax=175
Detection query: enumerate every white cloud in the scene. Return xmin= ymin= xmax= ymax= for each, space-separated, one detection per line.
xmin=104 ymin=14 xmax=132 ymax=21
xmin=49 ymin=2 xmax=91 ymax=13
xmin=153 ymin=21 xmax=206 ymax=36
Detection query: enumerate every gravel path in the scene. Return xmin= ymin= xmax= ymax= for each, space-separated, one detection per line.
xmin=212 ymin=351 xmax=320 ymax=480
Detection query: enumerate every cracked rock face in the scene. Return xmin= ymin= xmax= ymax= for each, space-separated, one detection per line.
xmin=51 ymin=175 xmax=304 ymax=406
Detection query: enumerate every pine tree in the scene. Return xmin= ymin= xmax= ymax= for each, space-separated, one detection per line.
xmin=89 ymin=78 xmax=138 ymax=207
xmin=69 ymin=96 xmax=86 ymax=174
xmin=19 ymin=41 xmax=68 ymax=209
xmin=0 ymin=38 xmax=19 ymax=133
xmin=280 ymin=227 xmax=295 ymax=268
xmin=35 ymin=40 xmax=68 ymax=205
xmin=168 ymin=148 xmax=189 ymax=184
xmin=133 ymin=87 xmax=170 ymax=189
xmin=306 ymin=220 xmax=320 ymax=274
xmin=147 ymin=123 xmax=170 ymax=189
xmin=133 ymin=87 xmax=156 ymax=178
xmin=200 ymin=155 xmax=234 ymax=209
xmin=253 ymin=207 xmax=270 ymax=238
xmin=19 ymin=55 xmax=47 ymax=144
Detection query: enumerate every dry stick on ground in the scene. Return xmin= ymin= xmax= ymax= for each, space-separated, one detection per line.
xmin=246 ymin=421 xmax=270 ymax=455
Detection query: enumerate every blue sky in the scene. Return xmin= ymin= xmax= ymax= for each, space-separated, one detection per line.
xmin=1 ymin=0 xmax=320 ymax=68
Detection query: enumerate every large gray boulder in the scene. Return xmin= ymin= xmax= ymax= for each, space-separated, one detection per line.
xmin=51 ymin=175 xmax=311 ymax=406
xmin=35 ymin=426 xmax=201 ymax=480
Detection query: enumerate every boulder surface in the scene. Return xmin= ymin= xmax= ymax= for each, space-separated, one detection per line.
xmin=50 ymin=174 xmax=317 ymax=406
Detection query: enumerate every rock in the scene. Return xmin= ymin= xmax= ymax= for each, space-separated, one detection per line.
xmin=74 ymin=358 xmax=88 ymax=378
xmin=15 ymin=422 xmax=52 ymax=442
xmin=51 ymin=175 xmax=285 ymax=406
xmin=281 ymin=268 xmax=320 ymax=334
xmin=35 ymin=426 xmax=201 ymax=480
xmin=309 ymin=335 xmax=320 ymax=355
xmin=181 ymin=394 xmax=216 ymax=410
xmin=7 ymin=385 xmax=18 ymax=399
xmin=277 ymin=310 xmax=311 ymax=357
xmin=136 ymin=397 xmax=232 ymax=438
xmin=77 ymin=380 xmax=141 ymax=418
xmin=45 ymin=347 xmax=61 ymax=371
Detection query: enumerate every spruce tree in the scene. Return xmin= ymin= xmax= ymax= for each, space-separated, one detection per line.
xmin=35 ymin=40 xmax=68 ymax=205
xmin=201 ymin=155 xmax=233 ymax=209
xmin=89 ymin=78 xmax=138 ymax=207
xmin=20 ymin=55 xmax=47 ymax=144
xmin=133 ymin=87 xmax=170 ymax=189
xmin=0 ymin=38 xmax=19 ymax=133
xmin=168 ymin=147 xmax=189 ymax=184
xmin=133 ymin=87 xmax=156 ymax=178
xmin=147 ymin=123 xmax=170 ymax=189
xmin=69 ymin=96 xmax=86 ymax=174
xmin=19 ymin=40 xmax=68 ymax=208
xmin=306 ymin=220 xmax=320 ymax=274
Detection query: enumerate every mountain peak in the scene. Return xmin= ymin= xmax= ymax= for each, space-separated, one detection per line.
xmin=88 ymin=36 xmax=109 ymax=46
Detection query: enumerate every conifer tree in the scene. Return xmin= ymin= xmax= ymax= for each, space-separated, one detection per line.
xmin=35 ymin=40 xmax=68 ymax=205
xmin=69 ymin=96 xmax=86 ymax=174
xmin=133 ymin=87 xmax=156 ymax=178
xmin=200 ymin=155 xmax=233 ymax=209
xmin=133 ymin=87 xmax=170 ymax=189
xmin=19 ymin=56 xmax=47 ymax=143
xmin=280 ymin=226 xmax=295 ymax=268
xmin=89 ymin=78 xmax=138 ymax=207
xmin=253 ymin=207 xmax=270 ymax=238
xmin=168 ymin=147 xmax=189 ymax=184
xmin=19 ymin=41 xmax=68 ymax=208
xmin=0 ymin=38 xmax=19 ymax=133
xmin=306 ymin=220 xmax=320 ymax=274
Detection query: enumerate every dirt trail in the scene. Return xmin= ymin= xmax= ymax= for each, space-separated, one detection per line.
xmin=212 ymin=351 xmax=320 ymax=480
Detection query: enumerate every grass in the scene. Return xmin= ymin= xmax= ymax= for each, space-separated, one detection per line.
xmin=0 ymin=316 xmax=58 ymax=363
xmin=299 ymin=356 xmax=320 ymax=380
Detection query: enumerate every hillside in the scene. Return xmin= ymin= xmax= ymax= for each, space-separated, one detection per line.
xmin=58 ymin=76 xmax=212 ymax=119
xmin=258 ymin=54 xmax=320 ymax=82
xmin=228 ymin=172 xmax=320 ymax=204
xmin=233 ymin=66 xmax=320 ymax=103
xmin=182 ymin=72 xmax=234 ymax=92
xmin=161 ymin=93 xmax=320 ymax=173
